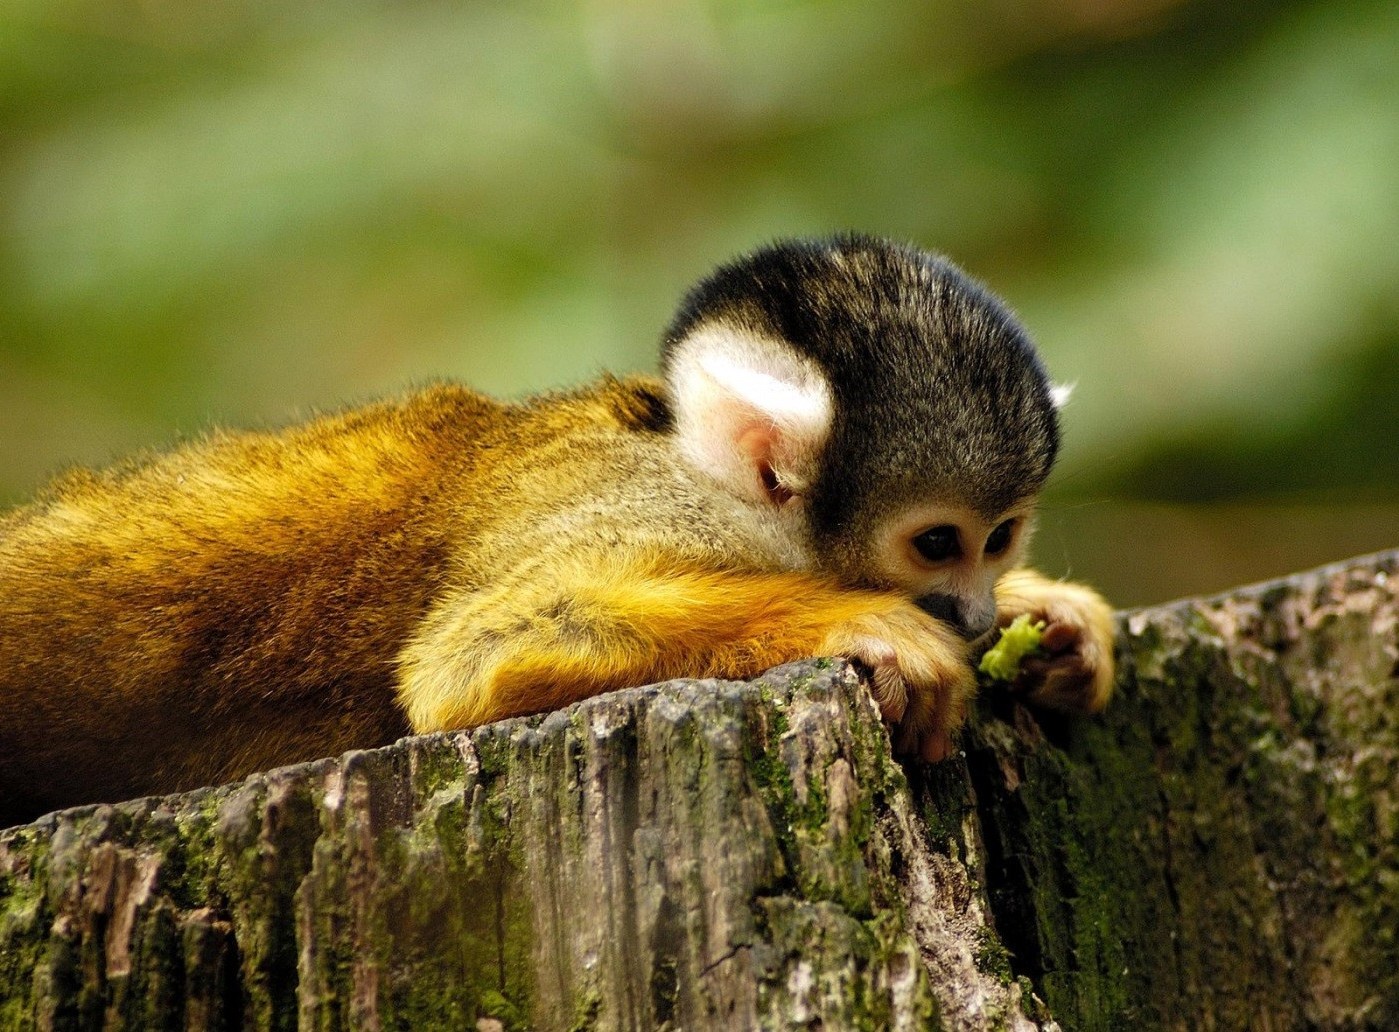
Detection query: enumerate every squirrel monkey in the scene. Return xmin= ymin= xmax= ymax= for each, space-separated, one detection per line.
xmin=0 ymin=235 xmax=1114 ymax=826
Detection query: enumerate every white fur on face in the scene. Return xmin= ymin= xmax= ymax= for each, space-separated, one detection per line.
xmin=667 ymin=322 xmax=834 ymax=505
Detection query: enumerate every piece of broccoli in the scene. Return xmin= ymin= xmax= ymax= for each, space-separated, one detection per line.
xmin=978 ymin=614 xmax=1046 ymax=681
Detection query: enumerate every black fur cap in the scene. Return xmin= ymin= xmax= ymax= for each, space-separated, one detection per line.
xmin=661 ymin=234 xmax=1061 ymax=543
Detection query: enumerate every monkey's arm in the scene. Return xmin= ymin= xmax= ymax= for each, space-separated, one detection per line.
xmin=397 ymin=550 xmax=976 ymax=761
xmin=992 ymin=568 xmax=1116 ymax=712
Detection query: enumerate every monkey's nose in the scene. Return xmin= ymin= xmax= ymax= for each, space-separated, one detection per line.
xmin=915 ymin=593 xmax=995 ymax=641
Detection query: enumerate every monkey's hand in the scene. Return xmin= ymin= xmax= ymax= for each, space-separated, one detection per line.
xmin=992 ymin=569 xmax=1116 ymax=713
xmin=820 ymin=606 xmax=976 ymax=763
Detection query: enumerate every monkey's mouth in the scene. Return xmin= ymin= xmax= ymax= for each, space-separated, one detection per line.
xmin=914 ymin=593 xmax=996 ymax=641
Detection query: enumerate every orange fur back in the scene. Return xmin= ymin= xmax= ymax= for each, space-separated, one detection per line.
xmin=0 ymin=385 xmax=505 ymax=820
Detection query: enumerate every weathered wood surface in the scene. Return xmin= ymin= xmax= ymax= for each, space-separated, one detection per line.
xmin=945 ymin=550 xmax=1398 ymax=1030
xmin=1 ymin=549 xmax=1396 ymax=1030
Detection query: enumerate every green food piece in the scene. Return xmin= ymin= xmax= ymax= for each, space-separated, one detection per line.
xmin=978 ymin=614 xmax=1047 ymax=681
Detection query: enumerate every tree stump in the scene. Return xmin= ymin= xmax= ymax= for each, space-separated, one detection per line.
xmin=2 ymin=550 xmax=1396 ymax=1030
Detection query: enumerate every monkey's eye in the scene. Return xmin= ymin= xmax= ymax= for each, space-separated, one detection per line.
xmin=985 ymin=519 xmax=1016 ymax=557
xmin=912 ymin=525 xmax=961 ymax=563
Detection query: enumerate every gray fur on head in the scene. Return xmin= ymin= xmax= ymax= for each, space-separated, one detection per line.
xmin=661 ymin=234 xmax=1060 ymax=549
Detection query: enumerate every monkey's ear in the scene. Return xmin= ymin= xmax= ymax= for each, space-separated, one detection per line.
xmin=666 ymin=326 xmax=833 ymax=506
xmin=1050 ymin=382 xmax=1074 ymax=408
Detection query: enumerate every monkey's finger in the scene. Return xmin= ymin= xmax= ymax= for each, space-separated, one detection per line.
xmin=1026 ymin=656 xmax=1093 ymax=705
xmin=1043 ymin=654 xmax=1091 ymax=682
xmin=870 ymin=664 xmax=908 ymax=723
xmin=878 ymin=697 xmax=907 ymax=724
xmin=1032 ymin=661 xmax=1100 ymax=712
xmin=1017 ymin=656 xmax=1053 ymax=677
xmin=920 ymin=729 xmax=951 ymax=763
xmin=1010 ymin=656 xmax=1053 ymax=692
xmin=1039 ymin=622 xmax=1081 ymax=655
xmin=1012 ymin=651 xmax=1089 ymax=694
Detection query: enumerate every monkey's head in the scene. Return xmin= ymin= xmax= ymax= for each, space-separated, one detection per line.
xmin=661 ymin=234 xmax=1065 ymax=640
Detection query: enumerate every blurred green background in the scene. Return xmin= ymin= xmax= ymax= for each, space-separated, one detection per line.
xmin=2 ymin=0 xmax=1395 ymax=606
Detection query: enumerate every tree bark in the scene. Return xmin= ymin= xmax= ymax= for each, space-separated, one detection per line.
xmin=1 ymin=550 xmax=1396 ymax=1030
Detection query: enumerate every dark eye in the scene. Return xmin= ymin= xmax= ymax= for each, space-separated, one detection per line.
xmin=985 ymin=519 xmax=1016 ymax=556
xmin=913 ymin=525 xmax=961 ymax=563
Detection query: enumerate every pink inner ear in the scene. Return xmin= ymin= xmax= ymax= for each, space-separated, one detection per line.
xmin=737 ymin=424 xmax=793 ymax=507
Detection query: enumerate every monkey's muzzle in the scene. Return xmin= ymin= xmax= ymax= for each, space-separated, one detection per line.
xmin=915 ymin=592 xmax=996 ymax=641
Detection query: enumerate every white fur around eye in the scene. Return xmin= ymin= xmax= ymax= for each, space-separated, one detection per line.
xmin=667 ymin=323 xmax=833 ymax=504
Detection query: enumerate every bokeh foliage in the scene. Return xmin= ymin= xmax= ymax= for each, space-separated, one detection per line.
xmin=1 ymin=0 xmax=1395 ymax=603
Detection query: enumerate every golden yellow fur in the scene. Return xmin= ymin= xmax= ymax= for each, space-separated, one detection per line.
xmin=0 ymin=383 xmax=503 ymax=821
